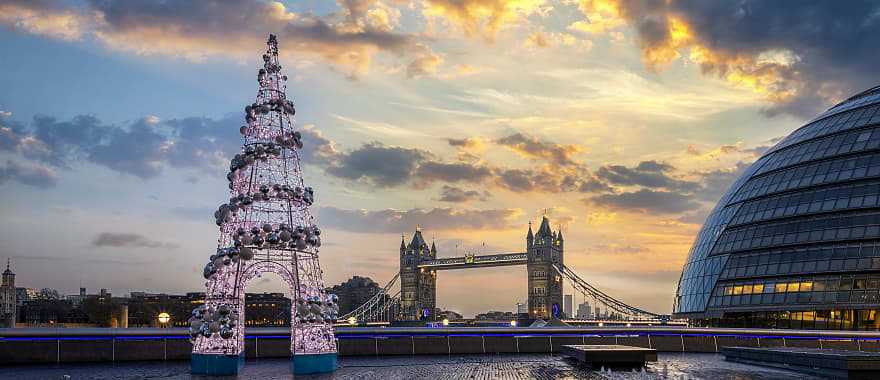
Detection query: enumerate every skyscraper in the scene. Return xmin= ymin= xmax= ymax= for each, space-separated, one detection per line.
xmin=563 ymin=294 xmax=573 ymax=318
xmin=576 ymin=302 xmax=591 ymax=319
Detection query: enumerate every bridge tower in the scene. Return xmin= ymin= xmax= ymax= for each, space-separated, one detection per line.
xmin=399 ymin=230 xmax=436 ymax=321
xmin=527 ymin=216 xmax=564 ymax=319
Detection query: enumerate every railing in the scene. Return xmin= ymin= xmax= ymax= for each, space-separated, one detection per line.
xmin=5 ymin=326 xmax=880 ymax=364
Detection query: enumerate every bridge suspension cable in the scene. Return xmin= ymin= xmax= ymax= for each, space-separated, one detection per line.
xmin=554 ymin=264 xmax=664 ymax=320
xmin=338 ymin=273 xmax=400 ymax=323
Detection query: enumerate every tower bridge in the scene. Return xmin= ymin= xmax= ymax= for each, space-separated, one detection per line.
xmin=400 ymin=216 xmax=563 ymax=321
xmin=340 ymin=216 xmax=668 ymax=324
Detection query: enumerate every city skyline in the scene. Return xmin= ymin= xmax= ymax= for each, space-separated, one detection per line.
xmin=1 ymin=1 xmax=878 ymax=317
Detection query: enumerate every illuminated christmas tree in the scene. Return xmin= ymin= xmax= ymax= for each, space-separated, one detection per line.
xmin=190 ymin=34 xmax=338 ymax=375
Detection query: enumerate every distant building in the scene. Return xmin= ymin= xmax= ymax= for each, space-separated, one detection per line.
xmin=66 ymin=287 xmax=88 ymax=307
xmin=563 ymin=295 xmax=573 ymax=318
xmin=437 ymin=310 xmax=463 ymax=320
xmin=327 ymin=276 xmax=382 ymax=316
xmin=127 ymin=292 xmax=203 ymax=327
xmin=475 ymin=310 xmax=517 ymax=320
xmin=576 ymin=302 xmax=591 ymax=319
xmin=516 ymin=302 xmax=528 ymax=314
xmin=1 ymin=259 xmax=16 ymax=327
xmin=15 ymin=287 xmax=38 ymax=306
xmin=244 ymin=292 xmax=290 ymax=327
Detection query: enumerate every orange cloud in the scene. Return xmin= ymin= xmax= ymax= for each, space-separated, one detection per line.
xmin=0 ymin=1 xmax=87 ymax=41
xmin=423 ymin=0 xmax=547 ymax=41
xmin=1 ymin=1 xmax=416 ymax=77
xmin=572 ymin=0 xmax=837 ymax=114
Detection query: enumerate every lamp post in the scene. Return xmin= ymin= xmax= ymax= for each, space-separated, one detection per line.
xmin=158 ymin=312 xmax=171 ymax=328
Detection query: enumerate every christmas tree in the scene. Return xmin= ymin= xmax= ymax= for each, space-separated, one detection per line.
xmin=190 ymin=34 xmax=338 ymax=375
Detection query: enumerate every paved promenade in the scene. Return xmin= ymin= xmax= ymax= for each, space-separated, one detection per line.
xmin=4 ymin=353 xmax=821 ymax=379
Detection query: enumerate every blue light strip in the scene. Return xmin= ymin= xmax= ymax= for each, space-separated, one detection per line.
xmin=2 ymin=331 xmax=879 ymax=342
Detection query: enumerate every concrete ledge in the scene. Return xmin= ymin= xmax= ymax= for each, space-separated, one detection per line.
xmin=723 ymin=347 xmax=880 ymax=380
xmin=448 ymin=336 xmax=484 ymax=354
xmin=338 ymin=337 xmax=376 ymax=356
xmin=483 ymin=336 xmax=517 ymax=353
xmin=377 ymin=336 xmax=413 ymax=355
xmin=413 ymin=336 xmax=450 ymax=355
xmin=560 ymin=345 xmax=657 ymax=366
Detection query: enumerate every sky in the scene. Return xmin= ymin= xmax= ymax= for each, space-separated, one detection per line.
xmin=0 ymin=0 xmax=878 ymax=317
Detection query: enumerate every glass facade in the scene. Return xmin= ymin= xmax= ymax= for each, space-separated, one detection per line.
xmin=674 ymin=85 xmax=880 ymax=329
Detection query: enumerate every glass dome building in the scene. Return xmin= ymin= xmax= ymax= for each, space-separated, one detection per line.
xmin=674 ymin=85 xmax=880 ymax=330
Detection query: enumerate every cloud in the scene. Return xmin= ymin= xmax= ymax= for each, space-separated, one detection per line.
xmin=13 ymin=254 xmax=150 ymax=266
xmin=0 ymin=159 xmax=58 ymax=188
xmin=447 ymin=137 xmax=485 ymax=150
xmin=298 ymin=124 xmax=341 ymax=164
xmin=91 ymin=232 xmax=179 ymax=249
xmin=574 ymin=0 xmax=880 ymax=116
xmin=1 ymin=113 xmax=346 ymax=182
xmin=416 ymin=161 xmax=494 ymax=184
xmin=438 ymin=185 xmax=490 ymax=202
xmin=317 ymin=206 xmax=521 ymax=233
xmin=422 ymin=0 xmax=548 ymax=41
xmin=524 ymin=30 xmax=588 ymax=50
xmin=4 ymin=114 xmax=242 ymax=179
xmin=691 ymin=161 xmax=750 ymax=202
xmin=495 ymin=132 xmax=583 ymax=167
xmin=596 ymin=160 xmax=698 ymax=191
xmin=0 ymin=0 xmax=87 ymax=41
xmin=588 ymin=188 xmax=701 ymax=214
xmin=742 ymin=136 xmax=783 ymax=157
xmin=325 ymin=142 xmax=428 ymax=186
xmin=88 ymin=116 xmax=169 ymax=178
xmin=585 ymin=243 xmax=649 ymax=255
xmin=406 ymin=44 xmax=444 ymax=78
xmin=0 ymin=0 xmax=419 ymax=77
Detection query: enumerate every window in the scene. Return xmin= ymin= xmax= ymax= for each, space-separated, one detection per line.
xmin=800 ymin=281 xmax=813 ymax=292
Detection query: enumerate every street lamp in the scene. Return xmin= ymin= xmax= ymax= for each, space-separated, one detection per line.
xmin=347 ymin=316 xmax=357 ymax=326
xmin=442 ymin=318 xmax=449 ymax=326
xmin=158 ymin=312 xmax=171 ymax=327
xmin=510 ymin=320 xmax=517 ymax=327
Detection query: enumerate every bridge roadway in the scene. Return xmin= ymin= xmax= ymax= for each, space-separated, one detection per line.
xmin=417 ymin=252 xmax=527 ymax=270
xmin=3 ymin=326 xmax=880 ymax=364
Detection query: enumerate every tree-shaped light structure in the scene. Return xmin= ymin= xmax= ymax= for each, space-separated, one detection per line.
xmin=190 ymin=34 xmax=338 ymax=376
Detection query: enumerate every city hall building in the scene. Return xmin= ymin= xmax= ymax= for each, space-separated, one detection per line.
xmin=674 ymin=85 xmax=880 ymax=330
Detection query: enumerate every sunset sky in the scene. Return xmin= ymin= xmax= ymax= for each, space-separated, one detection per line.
xmin=1 ymin=0 xmax=878 ymax=317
